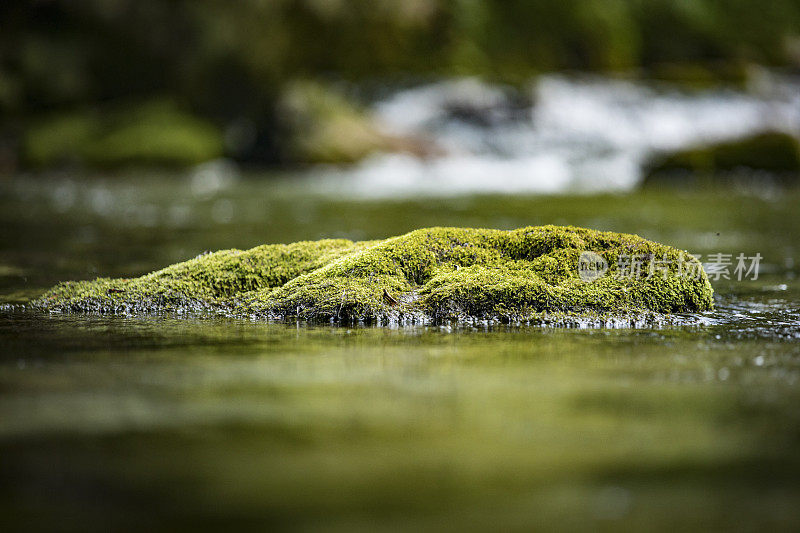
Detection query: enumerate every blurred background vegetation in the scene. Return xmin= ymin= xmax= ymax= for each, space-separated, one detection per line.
xmin=2 ymin=0 xmax=800 ymax=171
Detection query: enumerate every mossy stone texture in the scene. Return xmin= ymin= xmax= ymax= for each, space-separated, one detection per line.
xmin=34 ymin=226 xmax=714 ymax=322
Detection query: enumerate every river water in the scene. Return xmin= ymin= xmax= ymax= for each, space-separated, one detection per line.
xmin=1 ymin=77 xmax=800 ymax=531
xmin=314 ymin=73 xmax=800 ymax=197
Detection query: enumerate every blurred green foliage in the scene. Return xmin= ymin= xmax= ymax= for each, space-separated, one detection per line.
xmin=2 ymin=0 xmax=799 ymax=168
xmin=24 ymin=100 xmax=223 ymax=168
xmin=279 ymin=81 xmax=389 ymax=164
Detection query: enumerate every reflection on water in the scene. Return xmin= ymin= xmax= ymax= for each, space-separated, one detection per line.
xmin=2 ymin=305 xmax=800 ymax=531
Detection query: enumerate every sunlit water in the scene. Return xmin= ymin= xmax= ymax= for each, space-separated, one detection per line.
xmin=313 ymin=74 xmax=800 ymax=197
xmin=1 ymin=169 xmax=799 ymax=530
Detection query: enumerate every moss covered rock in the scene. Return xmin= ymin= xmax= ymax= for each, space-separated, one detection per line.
xmin=279 ymin=81 xmax=386 ymax=164
xmin=643 ymin=132 xmax=800 ymax=186
xmin=33 ymin=226 xmax=714 ymax=323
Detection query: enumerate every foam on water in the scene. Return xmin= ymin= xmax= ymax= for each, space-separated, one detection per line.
xmin=310 ymin=74 xmax=800 ymax=197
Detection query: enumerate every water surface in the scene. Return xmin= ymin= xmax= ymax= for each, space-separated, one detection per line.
xmin=1 ymin=176 xmax=799 ymax=531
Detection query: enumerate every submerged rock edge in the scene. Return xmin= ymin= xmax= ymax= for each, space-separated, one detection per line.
xmin=31 ymin=226 xmax=714 ymax=323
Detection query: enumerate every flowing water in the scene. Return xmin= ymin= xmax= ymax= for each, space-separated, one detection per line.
xmin=314 ymin=74 xmax=800 ymax=197
xmin=2 ymin=74 xmax=800 ymax=530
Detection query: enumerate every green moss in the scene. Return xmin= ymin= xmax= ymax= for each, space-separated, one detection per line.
xmin=33 ymin=226 xmax=714 ymax=323
xmin=644 ymin=132 xmax=800 ymax=186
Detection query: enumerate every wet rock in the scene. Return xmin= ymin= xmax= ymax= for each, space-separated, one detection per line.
xmin=279 ymin=81 xmax=441 ymax=164
xmin=32 ymin=226 xmax=713 ymax=324
xmin=644 ymin=62 xmax=751 ymax=88
xmin=643 ymin=131 xmax=800 ymax=186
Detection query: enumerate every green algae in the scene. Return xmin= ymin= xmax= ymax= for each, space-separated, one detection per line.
xmin=32 ymin=226 xmax=714 ymax=323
